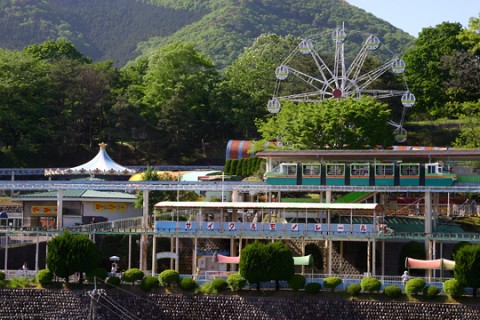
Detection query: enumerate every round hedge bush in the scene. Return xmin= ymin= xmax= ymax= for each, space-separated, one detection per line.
xmin=305 ymin=282 xmax=322 ymax=294
xmin=36 ymin=269 xmax=53 ymax=286
xmin=140 ymin=276 xmax=159 ymax=292
xmin=158 ymin=269 xmax=180 ymax=287
xmin=106 ymin=276 xmax=121 ymax=287
xmin=423 ymin=285 xmax=440 ymax=299
xmin=226 ymin=273 xmax=246 ymax=292
xmin=444 ymin=279 xmax=464 ymax=298
xmin=86 ymin=267 xmax=108 ymax=283
xmin=405 ymin=278 xmax=426 ymax=296
xmin=347 ymin=283 xmax=362 ymax=297
xmin=361 ymin=277 xmax=381 ymax=293
xmin=323 ymin=277 xmax=342 ymax=292
xmin=122 ymin=268 xmax=144 ymax=284
xmin=0 ymin=271 xmax=5 ymax=281
xmin=384 ymin=285 xmax=403 ymax=299
xmin=211 ymin=278 xmax=228 ymax=292
xmin=288 ymin=274 xmax=306 ymax=291
xmin=180 ymin=277 xmax=197 ymax=291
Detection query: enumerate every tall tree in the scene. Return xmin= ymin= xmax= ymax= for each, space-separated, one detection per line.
xmin=46 ymin=231 xmax=98 ymax=283
xmin=141 ymin=42 xmax=221 ymax=162
xmin=239 ymin=241 xmax=269 ymax=291
xmin=266 ymin=241 xmax=295 ymax=291
xmin=454 ymin=244 xmax=480 ymax=298
xmin=403 ymin=22 xmax=468 ymax=118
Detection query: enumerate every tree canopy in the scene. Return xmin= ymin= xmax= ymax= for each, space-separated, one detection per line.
xmin=256 ymin=97 xmax=393 ymax=149
xmin=454 ymin=244 xmax=480 ymax=298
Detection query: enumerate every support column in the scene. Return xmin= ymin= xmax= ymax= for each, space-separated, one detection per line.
xmin=56 ymin=190 xmax=64 ymax=229
xmin=367 ymin=240 xmax=371 ymax=276
xmin=230 ymin=238 xmax=236 ymax=272
xmin=151 ymin=236 xmax=157 ymax=276
xmin=327 ymin=240 xmax=333 ymax=276
xmin=35 ymin=233 xmax=40 ymax=273
xmin=193 ymin=237 xmax=198 ymax=279
xmin=128 ymin=235 xmax=132 ymax=270
xmin=140 ymin=190 xmax=149 ymax=272
xmin=326 ymin=190 xmax=332 ymax=203
xmin=424 ymin=191 xmax=433 ymax=280
xmin=381 ymin=240 xmax=385 ymax=280
xmin=372 ymin=239 xmax=376 ymax=276
xmin=175 ymin=237 xmax=179 ymax=272
xmin=3 ymin=232 xmax=8 ymax=273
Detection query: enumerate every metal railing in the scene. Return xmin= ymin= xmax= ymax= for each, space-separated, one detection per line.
xmin=69 ymin=217 xmax=143 ymax=232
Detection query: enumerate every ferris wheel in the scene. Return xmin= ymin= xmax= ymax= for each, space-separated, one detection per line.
xmin=267 ymin=28 xmax=415 ymax=143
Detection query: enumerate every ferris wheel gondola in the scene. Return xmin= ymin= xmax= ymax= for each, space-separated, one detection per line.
xmin=268 ymin=27 xmax=415 ymax=143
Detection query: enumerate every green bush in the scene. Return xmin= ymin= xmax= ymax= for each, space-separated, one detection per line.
xmin=305 ymin=282 xmax=322 ymax=294
xmin=323 ymin=277 xmax=342 ymax=292
xmin=7 ymin=277 xmax=32 ymax=288
xmin=106 ymin=276 xmax=121 ymax=287
xmin=200 ymin=281 xmax=218 ymax=294
xmin=140 ymin=276 xmax=159 ymax=292
xmin=86 ymin=267 xmax=108 ymax=282
xmin=444 ymin=279 xmax=464 ymax=298
xmin=384 ymin=285 xmax=403 ymax=299
xmin=0 ymin=271 xmax=5 ymax=281
xmin=405 ymin=278 xmax=426 ymax=296
xmin=36 ymin=269 xmax=53 ymax=286
xmin=347 ymin=283 xmax=362 ymax=297
xmin=226 ymin=273 xmax=246 ymax=292
xmin=361 ymin=277 xmax=381 ymax=293
xmin=158 ymin=269 xmax=180 ymax=287
xmin=423 ymin=285 xmax=440 ymax=299
xmin=179 ymin=277 xmax=197 ymax=291
xmin=122 ymin=268 xmax=145 ymax=284
xmin=287 ymin=274 xmax=306 ymax=291
xmin=211 ymin=278 xmax=228 ymax=292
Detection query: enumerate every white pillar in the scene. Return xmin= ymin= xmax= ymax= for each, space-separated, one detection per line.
xmin=56 ymin=190 xmax=64 ymax=229
xmin=151 ymin=236 xmax=157 ymax=276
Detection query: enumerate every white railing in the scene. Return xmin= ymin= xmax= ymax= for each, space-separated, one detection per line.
xmin=70 ymin=217 xmax=143 ymax=232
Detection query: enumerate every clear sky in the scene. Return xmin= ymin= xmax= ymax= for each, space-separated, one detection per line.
xmin=347 ymin=0 xmax=478 ymax=37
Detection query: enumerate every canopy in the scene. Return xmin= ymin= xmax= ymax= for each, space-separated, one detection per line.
xmin=45 ymin=143 xmax=136 ymax=176
xmin=405 ymin=257 xmax=455 ymax=270
xmin=214 ymin=253 xmax=240 ymax=264
xmin=214 ymin=253 xmax=313 ymax=266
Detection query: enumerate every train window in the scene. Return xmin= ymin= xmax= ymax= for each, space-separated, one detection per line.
xmin=375 ymin=164 xmax=394 ymax=176
xmin=326 ymin=164 xmax=345 ymax=176
xmin=303 ymin=164 xmax=320 ymax=176
xmin=400 ymin=164 xmax=419 ymax=176
xmin=351 ymin=163 xmax=369 ymax=176
xmin=285 ymin=164 xmax=297 ymax=175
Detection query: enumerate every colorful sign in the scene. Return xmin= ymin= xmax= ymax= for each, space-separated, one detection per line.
xmin=95 ymin=202 xmax=127 ymax=211
xmin=31 ymin=206 xmax=57 ymax=215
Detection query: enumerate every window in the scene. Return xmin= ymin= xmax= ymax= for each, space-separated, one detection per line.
xmin=375 ymin=164 xmax=394 ymax=176
xmin=284 ymin=164 xmax=297 ymax=175
xmin=303 ymin=164 xmax=320 ymax=176
xmin=351 ymin=163 xmax=369 ymax=176
xmin=326 ymin=164 xmax=345 ymax=176
xmin=400 ymin=164 xmax=419 ymax=176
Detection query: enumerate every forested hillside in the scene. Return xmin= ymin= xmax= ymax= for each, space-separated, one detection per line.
xmin=0 ymin=0 xmax=413 ymax=67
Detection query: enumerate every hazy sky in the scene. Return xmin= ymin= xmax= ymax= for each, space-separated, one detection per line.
xmin=347 ymin=0 xmax=478 ymax=37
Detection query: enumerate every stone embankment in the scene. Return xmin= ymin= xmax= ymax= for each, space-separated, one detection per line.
xmin=1 ymin=289 xmax=480 ymax=319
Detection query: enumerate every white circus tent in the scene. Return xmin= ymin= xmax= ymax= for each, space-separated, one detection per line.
xmin=45 ymin=142 xmax=136 ymax=176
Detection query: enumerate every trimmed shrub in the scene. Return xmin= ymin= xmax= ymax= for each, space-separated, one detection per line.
xmin=287 ymin=274 xmax=306 ymax=291
xmin=305 ymin=282 xmax=321 ymax=294
xmin=180 ymin=277 xmax=197 ymax=291
xmin=200 ymin=281 xmax=219 ymax=294
xmin=405 ymin=278 xmax=426 ymax=296
xmin=106 ymin=276 xmax=121 ymax=287
xmin=323 ymin=277 xmax=342 ymax=292
xmin=36 ymin=269 xmax=53 ymax=286
xmin=211 ymin=278 xmax=228 ymax=292
xmin=158 ymin=269 xmax=180 ymax=287
xmin=361 ymin=277 xmax=381 ymax=293
xmin=347 ymin=283 xmax=362 ymax=297
xmin=140 ymin=276 xmax=159 ymax=292
xmin=423 ymin=285 xmax=440 ymax=299
xmin=86 ymin=267 xmax=108 ymax=283
xmin=122 ymin=268 xmax=144 ymax=284
xmin=226 ymin=273 xmax=246 ymax=292
xmin=0 ymin=271 xmax=5 ymax=281
xmin=384 ymin=285 xmax=403 ymax=299
xmin=444 ymin=279 xmax=464 ymax=298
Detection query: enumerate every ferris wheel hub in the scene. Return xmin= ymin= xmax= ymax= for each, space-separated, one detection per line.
xmin=332 ymin=89 xmax=342 ymax=98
